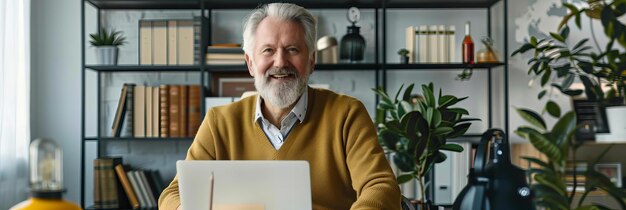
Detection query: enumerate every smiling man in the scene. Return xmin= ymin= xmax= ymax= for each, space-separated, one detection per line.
xmin=158 ymin=3 xmax=401 ymax=210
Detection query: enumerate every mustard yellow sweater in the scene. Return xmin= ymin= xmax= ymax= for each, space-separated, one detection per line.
xmin=159 ymin=87 xmax=401 ymax=210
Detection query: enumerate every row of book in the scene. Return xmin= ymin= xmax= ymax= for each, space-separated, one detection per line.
xmin=405 ymin=25 xmax=456 ymax=63
xmin=206 ymin=45 xmax=245 ymax=65
xmin=139 ymin=17 xmax=208 ymax=65
xmin=111 ymin=84 xmax=202 ymax=138
xmin=93 ymin=157 xmax=166 ymax=209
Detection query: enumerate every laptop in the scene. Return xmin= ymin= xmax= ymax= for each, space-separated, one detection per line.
xmin=177 ymin=160 xmax=312 ymax=210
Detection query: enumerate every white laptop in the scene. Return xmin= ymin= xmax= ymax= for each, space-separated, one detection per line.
xmin=177 ymin=160 xmax=312 ymax=210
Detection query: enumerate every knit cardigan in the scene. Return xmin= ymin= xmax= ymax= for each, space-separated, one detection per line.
xmin=159 ymin=87 xmax=401 ymax=210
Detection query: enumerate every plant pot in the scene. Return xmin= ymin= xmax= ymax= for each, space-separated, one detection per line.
xmin=400 ymin=55 xmax=409 ymax=64
xmin=596 ymin=105 xmax=626 ymax=142
xmin=95 ymin=46 xmax=118 ymax=65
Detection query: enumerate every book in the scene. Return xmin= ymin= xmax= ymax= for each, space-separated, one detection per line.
xmin=159 ymin=85 xmax=170 ymax=137
xmin=122 ymin=84 xmax=135 ymax=137
xmin=417 ymin=25 xmax=428 ymax=63
xmin=167 ymin=20 xmax=178 ymax=65
xmin=177 ymin=20 xmax=194 ymax=65
xmin=405 ymin=26 xmax=416 ymax=63
xmin=145 ymin=86 xmax=153 ymax=137
xmin=437 ymin=25 xmax=448 ymax=63
xmin=93 ymin=158 xmax=120 ymax=209
xmin=169 ymin=85 xmax=181 ymax=137
xmin=206 ymin=53 xmax=245 ymax=60
xmin=429 ymin=25 xmax=438 ymax=63
xmin=188 ymin=85 xmax=202 ymax=136
xmin=152 ymin=21 xmax=168 ymax=65
xmin=139 ymin=21 xmax=152 ymax=65
xmin=136 ymin=171 xmax=157 ymax=207
xmin=114 ymin=164 xmax=140 ymax=209
xmin=127 ymin=171 xmax=147 ymax=208
xmin=111 ymin=84 xmax=128 ymax=137
xmin=133 ymin=85 xmax=146 ymax=137
xmin=152 ymin=87 xmax=160 ymax=137
xmin=448 ymin=25 xmax=456 ymax=62
xmin=179 ymin=85 xmax=189 ymax=137
xmin=193 ymin=16 xmax=210 ymax=65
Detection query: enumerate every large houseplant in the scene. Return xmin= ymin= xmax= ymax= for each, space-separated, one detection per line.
xmin=373 ymin=83 xmax=478 ymax=209
xmin=511 ymin=0 xmax=626 ymax=136
xmin=89 ymin=27 xmax=126 ymax=65
xmin=512 ymin=0 xmax=626 ymax=208
xmin=515 ymin=106 xmax=626 ymax=209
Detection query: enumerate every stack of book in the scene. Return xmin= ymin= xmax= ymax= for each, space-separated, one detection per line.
xmin=111 ymin=84 xmax=202 ymax=138
xmin=405 ymin=25 xmax=456 ymax=63
xmin=93 ymin=157 xmax=166 ymax=209
xmin=206 ymin=44 xmax=245 ymax=65
xmin=139 ymin=17 xmax=208 ymax=65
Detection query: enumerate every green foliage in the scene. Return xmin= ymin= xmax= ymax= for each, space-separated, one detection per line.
xmin=373 ymin=83 xmax=479 ymax=204
xmin=89 ymin=27 xmax=126 ymax=46
xmin=397 ymin=48 xmax=410 ymax=56
xmin=515 ymin=106 xmax=626 ymax=209
xmin=512 ymin=0 xmax=626 ymax=106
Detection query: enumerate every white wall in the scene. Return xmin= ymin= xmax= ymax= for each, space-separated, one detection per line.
xmin=31 ymin=0 xmax=82 ymax=204
xmin=30 ymin=0 xmax=610 ymax=206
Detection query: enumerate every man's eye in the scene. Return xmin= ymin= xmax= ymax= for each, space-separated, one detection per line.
xmin=262 ymin=48 xmax=274 ymax=54
xmin=287 ymin=48 xmax=299 ymax=53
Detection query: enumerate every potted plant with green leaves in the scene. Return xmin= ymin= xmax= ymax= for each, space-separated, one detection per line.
xmin=511 ymin=0 xmax=626 ymax=208
xmin=89 ymin=27 xmax=126 ymax=65
xmin=398 ymin=48 xmax=410 ymax=64
xmin=373 ymin=83 xmax=478 ymax=209
xmin=511 ymin=0 xmax=626 ymax=140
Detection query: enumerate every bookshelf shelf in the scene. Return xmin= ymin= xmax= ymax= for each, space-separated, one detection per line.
xmin=85 ymin=65 xmax=202 ymax=72
xmin=84 ymin=137 xmax=194 ymax=141
xmin=385 ymin=62 xmax=504 ymax=70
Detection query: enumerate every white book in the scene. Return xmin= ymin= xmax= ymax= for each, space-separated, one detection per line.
xmin=145 ymin=86 xmax=153 ymax=137
xmin=418 ymin=25 xmax=429 ymax=63
xmin=448 ymin=26 xmax=456 ymax=62
xmin=167 ymin=20 xmax=178 ymax=65
xmin=152 ymin=21 xmax=168 ymax=65
xmin=405 ymin=26 xmax=416 ymax=63
xmin=438 ymin=25 xmax=448 ymax=63
xmin=429 ymin=25 xmax=439 ymax=63
xmin=177 ymin=20 xmax=194 ymax=65
xmin=133 ymin=85 xmax=146 ymax=137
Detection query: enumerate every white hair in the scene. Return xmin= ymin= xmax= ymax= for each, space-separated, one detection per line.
xmin=242 ymin=3 xmax=317 ymax=58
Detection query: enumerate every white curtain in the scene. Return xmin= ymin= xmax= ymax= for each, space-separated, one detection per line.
xmin=0 ymin=0 xmax=31 ymax=208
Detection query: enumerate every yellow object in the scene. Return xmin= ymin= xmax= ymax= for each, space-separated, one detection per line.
xmin=476 ymin=48 xmax=498 ymax=63
xmin=10 ymin=197 xmax=82 ymax=210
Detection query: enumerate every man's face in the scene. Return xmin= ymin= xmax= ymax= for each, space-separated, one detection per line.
xmin=245 ymin=17 xmax=315 ymax=108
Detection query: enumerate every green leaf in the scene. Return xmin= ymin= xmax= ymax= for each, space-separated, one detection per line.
xmin=550 ymin=32 xmax=566 ymax=42
xmin=439 ymin=143 xmax=464 ymax=152
xmin=448 ymin=123 xmax=472 ymax=138
xmin=538 ymin=90 xmax=547 ymax=99
xmin=560 ymin=25 xmax=570 ymax=40
xmin=422 ymin=84 xmax=435 ymax=107
xmin=378 ymin=130 xmax=400 ymax=150
xmin=534 ymin=174 xmax=567 ymax=196
xmin=545 ymin=100 xmax=561 ymax=118
xmin=527 ymin=131 xmax=563 ymax=162
xmin=434 ymin=151 xmax=447 ymax=163
xmin=397 ymin=174 xmax=414 ymax=184
xmin=432 ymin=127 xmax=453 ymax=136
xmin=512 ymin=43 xmax=534 ymax=56
xmin=540 ymin=67 xmax=552 ymax=86
xmin=438 ymin=95 xmax=457 ymax=108
xmin=394 ymin=84 xmax=405 ymax=103
xmin=402 ymin=84 xmax=415 ymax=101
xmin=516 ymin=108 xmax=547 ymax=130
xmin=573 ymin=38 xmax=590 ymax=50
xmin=393 ymin=152 xmax=415 ymax=172
xmin=551 ymin=111 xmax=577 ymax=149
xmin=448 ymin=108 xmax=469 ymax=115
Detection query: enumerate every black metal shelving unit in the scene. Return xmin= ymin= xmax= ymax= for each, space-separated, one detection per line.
xmin=81 ymin=0 xmax=508 ymax=208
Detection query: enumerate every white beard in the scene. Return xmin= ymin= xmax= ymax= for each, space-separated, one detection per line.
xmin=254 ymin=67 xmax=308 ymax=108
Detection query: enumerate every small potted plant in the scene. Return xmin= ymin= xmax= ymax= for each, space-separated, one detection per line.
xmin=398 ymin=48 xmax=410 ymax=64
xmin=89 ymin=27 xmax=126 ymax=65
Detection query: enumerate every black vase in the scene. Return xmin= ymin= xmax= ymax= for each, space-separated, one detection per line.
xmin=340 ymin=23 xmax=365 ymax=62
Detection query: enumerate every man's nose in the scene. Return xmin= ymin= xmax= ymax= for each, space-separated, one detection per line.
xmin=273 ymin=50 xmax=287 ymax=68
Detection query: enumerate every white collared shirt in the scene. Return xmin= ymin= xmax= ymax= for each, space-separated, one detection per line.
xmin=254 ymin=90 xmax=308 ymax=150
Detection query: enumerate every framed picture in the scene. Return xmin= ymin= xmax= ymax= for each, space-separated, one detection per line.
xmin=210 ymin=72 xmax=255 ymax=97
xmin=594 ymin=163 xmax=622 ymax=187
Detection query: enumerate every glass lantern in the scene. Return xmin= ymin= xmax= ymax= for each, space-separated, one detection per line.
xmin=10 ymin=138 xmax=81 ymax=210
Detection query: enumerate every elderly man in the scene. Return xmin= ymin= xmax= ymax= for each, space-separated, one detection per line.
xmin=159 ymin=3 xmax=401 ymax=209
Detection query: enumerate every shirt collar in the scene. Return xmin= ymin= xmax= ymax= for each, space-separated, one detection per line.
xmin=254 ymin=88 xmax=308 ymax=124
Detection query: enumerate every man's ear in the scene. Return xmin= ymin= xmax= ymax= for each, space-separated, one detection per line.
xmin=245 ymin=53 xmax=254 ymax=77
xmin=309 ymin=51 xmax=316 ymax=75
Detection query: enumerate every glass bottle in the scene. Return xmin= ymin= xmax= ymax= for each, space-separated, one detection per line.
xmin=462 ymin=22 xmax=474 ymax=64
xmin=339 ymin=23 xmax=366 ymax=62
